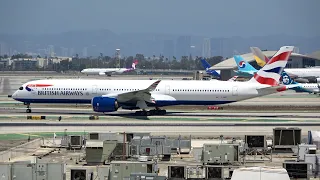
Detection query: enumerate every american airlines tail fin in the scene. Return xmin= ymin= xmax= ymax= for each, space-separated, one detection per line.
xmin=250 ymin=47 xmax=270 ymax=67
xmin=132 ymin=59 xmax=139 ymax=69
xmin=233 ymin=55 xmax=257 ymax=72
xmin=248 ymin=46 xmax=294 ymax=86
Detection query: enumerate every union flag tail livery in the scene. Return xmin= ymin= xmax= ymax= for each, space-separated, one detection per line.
xmin=249 ymin=46 xmax=294 ymax=86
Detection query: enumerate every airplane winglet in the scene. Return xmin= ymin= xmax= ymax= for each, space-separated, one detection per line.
xmin=147 ymin=80 xmax=161 ymax=91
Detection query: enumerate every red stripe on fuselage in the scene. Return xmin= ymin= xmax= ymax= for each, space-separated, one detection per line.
xmin=267 ymin=51 xmax=291 ymax=64
xmin=27 ymin=84 xmax=53 ymax=87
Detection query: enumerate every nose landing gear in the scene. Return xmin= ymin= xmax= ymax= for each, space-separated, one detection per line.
xmin=24 ymin=103 xmax=32 ymax=113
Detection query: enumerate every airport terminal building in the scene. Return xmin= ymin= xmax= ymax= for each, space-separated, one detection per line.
xmin=209 ymin=51 xmax=320 ymax=80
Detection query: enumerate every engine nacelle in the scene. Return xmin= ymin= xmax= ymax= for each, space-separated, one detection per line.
xmin=317 ymin=78 xmax=320 ymax=83
xmin=91 ymin=96 xmax=119 ymax=112
xmin=99 ymin=72 xmax=106 ymax=76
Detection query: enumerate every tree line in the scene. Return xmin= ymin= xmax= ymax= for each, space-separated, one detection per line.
xmin=0 ymin=53 xmax=223 ymax=72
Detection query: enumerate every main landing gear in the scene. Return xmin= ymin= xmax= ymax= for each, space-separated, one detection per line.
xmin=135 ymin=108 xmax=166 ymax=116
xmin=24 ymin=103 xmax=32 ymax=113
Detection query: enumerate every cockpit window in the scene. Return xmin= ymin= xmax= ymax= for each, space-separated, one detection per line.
xmin=19 ymin=87 xmax=23 ymax=90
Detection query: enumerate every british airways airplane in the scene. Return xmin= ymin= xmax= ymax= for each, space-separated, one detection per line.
xmin=10 ymin=46 xmax=295 ymax=116
xmin=252 ymin=47 xmax=320 ymax=83
xmin=234 ymin=54 xmax=320 ymax=94
xmin=81 ymin=59 xmax=138 ymax=76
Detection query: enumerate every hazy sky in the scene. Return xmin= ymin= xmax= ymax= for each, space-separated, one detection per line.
xmin=0 ymin=0 xmax=319 ymax=37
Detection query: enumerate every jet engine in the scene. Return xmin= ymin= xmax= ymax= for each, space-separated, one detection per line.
xmin=99 ymin=72 xmax=106 ymax=75
xmin=91 ymin=96 xmax=119 ymax=112
xmin=317 ymin=78 xmax=320 ymax=83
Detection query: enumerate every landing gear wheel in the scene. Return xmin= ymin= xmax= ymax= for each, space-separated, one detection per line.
xmin=26 ymin=109 xmax=32 ymax=113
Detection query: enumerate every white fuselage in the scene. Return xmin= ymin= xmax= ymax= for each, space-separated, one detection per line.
xmin=299 ymin=83 xmax=320 ymax=93
xmin=81 ymin=68 xmax=132 ymax=75
xmin=12 ymin=79 xmax=272 ymax=108
xmin=285 ymin=68 xmax=320 ymax=78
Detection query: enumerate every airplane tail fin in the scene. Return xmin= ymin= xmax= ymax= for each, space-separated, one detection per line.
xmin=281 ymin=71 xmax=296 ymax=85
xmin=250 ymin=47 xmax=270 ymax=67
xmin=201 ymin=59 xmax=211 ymax=69
xmin=132 ymin=59 xmax=138 ymax=69
xmin=201 ymin=59 xmax=220 ymax=78
xmin=248 ymin=46 xmax=294 ymax=86
xmin=233 ymin=55 xmax=257 ymax=72
xmin=249 ymin=46 xmax=294 ymax=86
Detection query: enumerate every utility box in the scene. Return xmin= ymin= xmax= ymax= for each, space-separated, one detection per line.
xmin=202 ymin=144 xmax=239 ymax=164
xmin=11 ymin=162 xmax=35 ymax=180
xmin=168 ymin=165 xmax=186 ymax=179
xmin=0 ymin=163 xmax=11 ymax=180
xmin=69 ymin=135 xmax=84 ymax=149
xmin=86 ymin=140 xmax=117 ymax=164
xmin=130 ymin=173 xmax=166 ymax=180
xmin=97 ymin=166 xmax=110 ymax=180
xmin=110 ymin=161 xmax=155 ymax=180
xmin=298 ymin=144 xmax=317 ymax=161
xmin=273 ymin=127 xmax=301 ymax=150
xmin=70 ymin=168 xmax=93 ymax=180
xmin=283 ymin=161 xmax=311 ymax=179
xmin=35 ymin=163 xmax=66 ymax=180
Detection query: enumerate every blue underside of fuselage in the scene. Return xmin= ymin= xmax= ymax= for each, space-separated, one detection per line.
xmin=14 ymin=98 xmax=235 ymax=106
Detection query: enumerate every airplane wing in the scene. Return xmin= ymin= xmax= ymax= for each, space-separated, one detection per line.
xmin=102 ymin=80 xmax=161 ymax=109
xmin=257 ymin=84 xmax=301 ymax=95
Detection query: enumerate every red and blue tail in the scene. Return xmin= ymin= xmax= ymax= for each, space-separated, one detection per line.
xmin=249 ymin=46 xmax=294 ymax=86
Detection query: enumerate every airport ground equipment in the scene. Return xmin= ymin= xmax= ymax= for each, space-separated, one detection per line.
xmin=241 ymin=135 xmax=272 ymax=163
xmin=85 ymin=140 xmax=117 ymax=165
xmin=202 ymin=144 xmax=239 ymax=164
xmin=96 ymin=166 xmax=110 ymax=180
xmin=273 ymin=127 xmax=301 ymax=151
xmin=110 ymin=161 xmax=157 ymax=180
xmin=70 ymin=168 xmax=93 ymax=180
xmin=304 ymin=154 xmax=320 ymax=177
xmin=69 ymin=135 xmax=84 ymax=149
xmin=283 ymin=161 xmax=312 ymax=179
xmin=130 ymin=135 xmax=191 ymax=161
xmin=0 ymin=162 xmax=66 ymax=180
xmin=298 ymin=144 xmax=317 ymax=161
xmin=186 ymin=166 xmax=205 ymax=179
xmin=205 ymin=165 xmax=234 ymax=179
xmin=130 ymin=173 xmax=167 ymax=180
xmin=168 ymin=165 xmax=186 ymax=179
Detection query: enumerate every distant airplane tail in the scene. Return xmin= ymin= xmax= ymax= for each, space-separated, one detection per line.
xmin=249 ymin=46 xmax=294 ymax=86
xmin=233 ymin=55 xmax=257 ymax=72
xmin=250 ymin=47 xmax=270 ymax=67
xmin=200 ymin=59 xmax=220 ymax=78
xmin=132 ymin=59 xmax=139 ymax=69
xmin=281 ymin=71 xmax=296 ymax=85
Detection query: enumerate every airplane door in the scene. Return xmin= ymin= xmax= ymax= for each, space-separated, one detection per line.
xmin=92 ymin=85 xmax=98 ymax=94
xmin=165 ymin=85 xmax=170 ymax=95
xmin=232 ymin=86 xmax=238 ymax=96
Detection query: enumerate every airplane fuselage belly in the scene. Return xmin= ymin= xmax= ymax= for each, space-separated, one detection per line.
xmin=13 ymin=79 xmax=263 ymax=107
